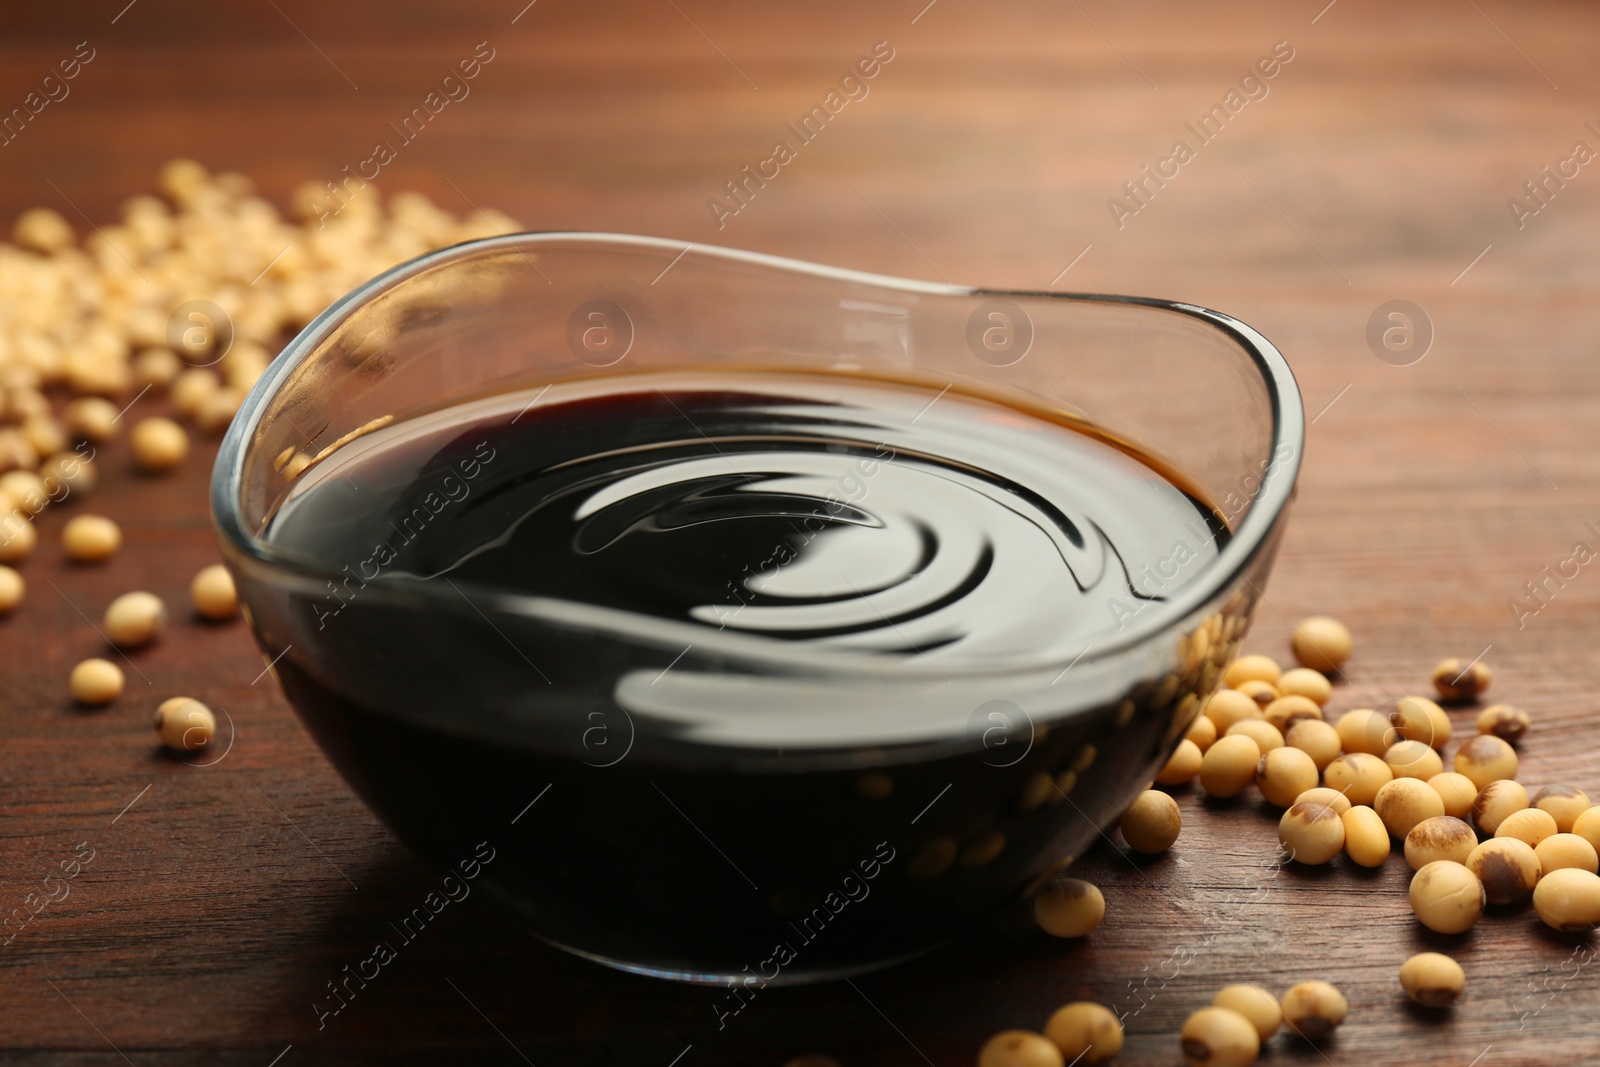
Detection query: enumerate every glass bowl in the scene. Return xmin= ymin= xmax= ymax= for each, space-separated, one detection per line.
xmin=212 ymin=233 xmax=1303 ymax=984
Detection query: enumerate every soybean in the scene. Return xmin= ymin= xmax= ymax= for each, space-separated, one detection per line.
xmin=1279 ymin=981 xmax=1347 ymax=1041
xmin=1495 ymin=807 xmax=1558 ymax=848
xmin=1400 ymin=952 xmax=1465 ymax=1008
xmin=1342 ymin=805 xmax=1391 ymax=867
xmin=1290 ymin=616 xmax=1351 ymax=674
xmin=1531 ymin=785 xmax=1591 ymax=833
xmin=1335 ymin=708 xmax=1395 ymax=756
xmin=1471 ymin=780 xmax=1529 ymax=835
xmin=1532 ymin=868 xmax=1600 ymax=932
xmin=1391 ymin=695 xmax=1451 ymax=749
xmin=1211 ymin=984 xmax=1281 ymax=1042
xmin=1455 ymin=735 xmax=1518 ymax=791
xmin=1043 ymin=1002 xmax=1122 ymax=1064
xmin=1224 ymin=654 xmax=1281 ymax=688
xmin=1120 ymin=790 xmax=1180 ymax=853
xmin=69 ymin=658 xmax=124 ymax=705
xmin=104 ymin=591 xmax=165 ymax=648
xmin=978 ymin=1030 xmax=1063 ymax=1067
xmin=1427 ymin=772 xmax=1480 ymax=820
xmin=62 ymin=515 xmax=121 ymax=563
xmin=1227 ymin=718 xmax=1284 ymax=754
xmin=1279 ymin=801 xmax=1346 ymax=865
xmin=1535 ymin=834 xmax=1600 ymax=877
xmin=1466 ymin=837 xmax=1540 ymax=905
xmin=1276 ymin=667 xmax=1332 ymax=706
xmin=153 ymin=697 xmax=215 ymax=751
xmin=0 ymin=564 xmax=22 ymax=614
xmin=1477 ymin=704 xmax=1530 ymax=744
xmin=1375 ymin=777 xmax=1446 ymax=839
xmin=1324 ymin=752 xmax=1394 ymax=807
xmin=190 ymin=563 xmax=238 ymax=620
xmin=1034 ymin=878 xmax=1105 ymax=938
xmin=1384 ymin=740 xmax=1444 ymax=782
xmin=1200 ymin=735 xmax=1262 ymax=798
xmin=1404 ymin=816 xmax=1477 ymax=870
xmin=1285 ymin=719 xmax=1341 ymax=771
xmin=1257 ymin=747 xmax=1319 ymax=808
xmin=1180 ymin=1007 xmax=1259 ymax=1067
xmin=1409 ymin=860 xmax=1485 ymax=934
xmin=1433 ymin=657 xmax=1491 ymax=703
xmin=1204 ymin=689 xmax=1262 ymax=732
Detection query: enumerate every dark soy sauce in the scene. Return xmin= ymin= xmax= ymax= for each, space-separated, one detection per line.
xmin=258 ymin=372 xmax=1231 ymax=982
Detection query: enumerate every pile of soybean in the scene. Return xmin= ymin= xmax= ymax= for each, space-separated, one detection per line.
xmin=962 ymin=616 xmax=1600 ymax=1067
xmin=0 ymin=161 xmax=521 ymax=751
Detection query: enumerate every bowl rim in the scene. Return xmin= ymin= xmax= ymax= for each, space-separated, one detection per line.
xmin=212 ymin=231 xmax=1303 ymax=679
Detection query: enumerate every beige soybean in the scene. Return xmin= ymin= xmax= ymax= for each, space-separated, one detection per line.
xmin=1427 ymin=772 xmax=1480 ymax=820
xmin=1200 ymin=735 xmax=1262 ymax=798
xmin=0 ymin=564 xmax=22 ymax=614
xmin=1471 ymin=780 xmax=1529 ymax=835
xmin=1180 ymin=1007 xmax=1259 ymax=1067
xmin=153 ymin=696 xmax=215 ymax=751
xmin=1290 ymin=615 xmax=1352 ymax=674
xmin=1043 ymin=1002 xmax=1123 ymax=1064
xmin=1342 ymin=805 xmax=1391 ymax=867
xmin=69 ymin=658 xmax=124 ymax=705
xmin=1212 ymin=984 xmax=1281 ymax=1042
xmin=1532 ymin=868 xmax=1600 ymax=932
xmin=189 ymin=563 xmax=238 ymax=620
xmin=63 ymin=397 xmax=119 ymax=443
xmin=1384 ymin=740 xmax=1444 ymax=781
xmin=1157 ymin=739 xmax=1203 ymax=785
xmin=1477 ymin=704 xmax=1530 ymax=744
xmin=1264 ymin=694 xmax=1321 ymax=731
xmin=62 ymin=515 xmax=121 ymax=563
xmin=1120 ymin=790 xmax=1180 ymax=853
xmin=1204 ymin=689 xmax=1263 ymax=732
xmin=1276 ymin=667 xmax=1332 ymax=706
xmin=1280 ymin=801 xmax=1346 ymax=865
xmin=129 ymin=417 xmax=189 ymax=473
xmin=1495 ymin=807 xmax=1559 ymax=848
xmin=1573 ymin=807 xmax=1600 ymax=854
xmin=0 ymin=511 xmax=37 ymax=564
xmin=1257 ymin=747 xmax=1319 ymax=808
xmin=1285 ymin=719 xmax=1341 ymax=771
xmin=1235 ymin=679 xmax=1278 ymax=708
xmin=1391 ymin=695 xmax=1451 ymax=749
xmin=1531 ymin=785 xmax=1592 ymax=833
xmin=1034 ymin=878 xmax=1105 ymax=938
xmin=1433 ymin=657 xmax=1491 ymax=702
xmin=1336 ymin=708 xmax=1395 ymax=756
xmin=1454 ymin=735 xmax=1518 ymax=791
xmin=1409 ymin=860 xmax=1485 ymax=934
xmin=978 ymin=1030 xmax=1063 ymax=1067
xmin=1466 ymin=837 xmax=1540 ymax=905
xmin=1186 ymin=714 xmax=1218 ymax=753
xmin=1324 ymin=753 xmax=1394 ymax=807
xmin=1297 ymin=786 xmax=1353 ymax=815
xmin=1375 ymin=777 xmax=1446 ymax=839
xmin=1400 ymin=952 xmax=1465 ymax=1008
xmin=1227 ymin=718 xmax=1283 ymax=754
xmin=1404 ymin=816 xmax=1477 ymax=870
xmin=104 ymin=590 xmax=165 ymax=648
xmin=1224 ymin=654 xmax=1281 ymax=688
xmin=1279 ymin=981 xmax=1347 ymax=1041
xmin=1535 ymin=834 xmax=1600 ymax=876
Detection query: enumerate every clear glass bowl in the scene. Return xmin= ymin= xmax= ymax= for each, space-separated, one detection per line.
xmin=212 ymin=233 xmax=1302 ymax=984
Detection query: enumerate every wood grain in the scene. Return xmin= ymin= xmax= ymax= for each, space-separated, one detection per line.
xmin=4 ymin=0 xmax=1600 ymax=1063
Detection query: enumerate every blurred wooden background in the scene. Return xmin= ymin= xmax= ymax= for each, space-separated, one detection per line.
xmin=3 ymin=0 xmax=1600 ymax=1063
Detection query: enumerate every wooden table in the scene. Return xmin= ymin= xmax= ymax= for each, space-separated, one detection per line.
xmin=4 ymin=1 xmax=1600 ymax=1063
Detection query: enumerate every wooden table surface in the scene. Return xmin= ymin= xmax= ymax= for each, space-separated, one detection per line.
xmin=4 ymin=1 xmax=1600 ymax=1064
